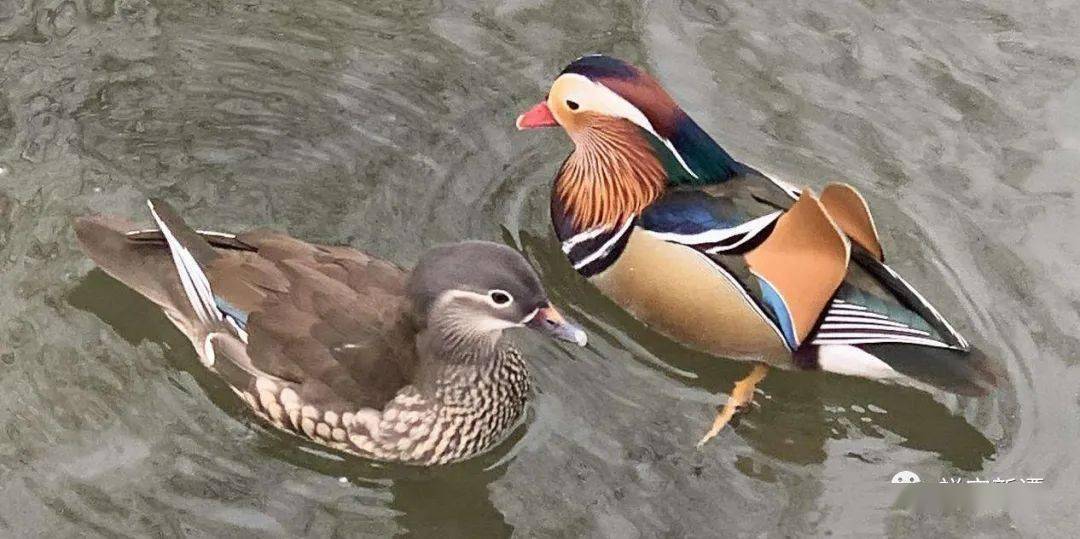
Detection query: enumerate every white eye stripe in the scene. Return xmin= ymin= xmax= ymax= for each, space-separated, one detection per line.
xmin=430 ymin=290 xmax=523 ymax=334
xmin=558 ymin=73 xmax=698 ymax=179
xmin=560 ymin=74 xmax=652 ymax=132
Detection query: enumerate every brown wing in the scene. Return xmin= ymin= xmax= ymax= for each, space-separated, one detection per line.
xmin=203 ymin=230 xmax=419 ymax=412
xmin=820 ymin=183 xmax=884 ymax=261
xmin=744 ymin=191 xmax=851 ymax=347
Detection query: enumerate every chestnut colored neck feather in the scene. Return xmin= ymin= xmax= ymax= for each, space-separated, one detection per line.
xmin=555 ymin=116 xmax=667 ymax=231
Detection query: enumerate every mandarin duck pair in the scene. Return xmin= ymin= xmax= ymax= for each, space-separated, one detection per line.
xmin=76 ymin=55 xmax=996 ymax=465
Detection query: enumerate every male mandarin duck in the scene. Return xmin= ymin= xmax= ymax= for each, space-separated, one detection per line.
xmin=75 ymin=199 xmax=586 ymax=465
xmin=517 ymin=55 xmax=997 ymax=444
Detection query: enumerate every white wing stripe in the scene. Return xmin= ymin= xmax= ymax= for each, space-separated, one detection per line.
xmin=828 ymin=303 xmax=869 ymax=311
xmin=827 ymin=310 xmax=890 ymax=321
xmin=818 ymin=323 xmax=930 ymax=336
xmin=225 ymin=316 xmax=249 ymax=344
xmin=813 ymin=336 xmax=951 ymax=348
xmin=195 ymin=230 xmax=236 ymax=239
xmin=147 ymin=200 xmax=222 ymax=325
xmin=874 ymin=261 xmax=970 ymax=350
xmin=823 ymin=315 xmax=909 ymax=327
xmin=172 ymin=247 xmax=210 ymax=324
xmin=646 ymin=211 xmax=781 ymax=246
xmin=704 ymin=214 xmax=780 ymax=253
xmin=811 ymin=297 xmax=958 ymax=347
xmin=126 ymin=228 xmax=236 ymax=239
xmin=814 ymin=332 xmax=931 ymax=340
xmin=824 ymin=310 xmax=891 ymax=320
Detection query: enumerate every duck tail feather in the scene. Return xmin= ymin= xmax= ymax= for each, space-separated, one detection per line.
xmin=861 ymin=343 xmax=999 ymax=397
xmin=74 ymin=214 xmax=183 ymax=311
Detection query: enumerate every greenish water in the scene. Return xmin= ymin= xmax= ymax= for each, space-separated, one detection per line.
xmin=1 ymin=0 xmax=1078 ymax=536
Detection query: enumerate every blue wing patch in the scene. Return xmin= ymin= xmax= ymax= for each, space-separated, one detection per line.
xmin=756 ymin=276 xmax=797 ymax=348
xmin=215 ymin=296 xmax=249 ymax=329
xmin=641 ymin=191 xmax=781 ymax=254
xmin=641 ymin=191 xmax=747 ymax=234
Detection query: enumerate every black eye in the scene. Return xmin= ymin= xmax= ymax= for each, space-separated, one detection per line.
xmin=489 ymin=290 xmax=512 ymax=306
xmin=566 ymin=99 xmax=579 ymax=111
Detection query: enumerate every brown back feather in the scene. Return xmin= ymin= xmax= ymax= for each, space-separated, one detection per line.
xmin=212 ymin=230 xmax=418 ymax=410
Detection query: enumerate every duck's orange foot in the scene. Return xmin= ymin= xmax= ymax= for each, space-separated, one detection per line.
xmin=696 ymin=363 xmax=769 ymax=447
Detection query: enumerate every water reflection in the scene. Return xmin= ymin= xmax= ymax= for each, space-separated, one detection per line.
xmin=4 ymin=0 xmax=1076 ymax=535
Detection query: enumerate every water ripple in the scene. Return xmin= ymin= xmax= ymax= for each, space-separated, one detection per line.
xmin=0 ymin=0 xmax=1077 ymax=536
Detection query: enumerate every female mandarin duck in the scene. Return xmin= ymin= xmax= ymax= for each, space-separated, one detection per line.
xmin=517 ymin=55 xmax=997 ymax=445
xmin=75 ymin=200 xmax=586 ymax=465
